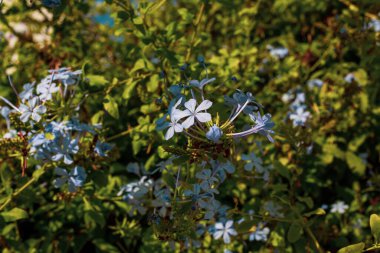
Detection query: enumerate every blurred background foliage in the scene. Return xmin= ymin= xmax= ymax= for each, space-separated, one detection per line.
xmin=0 ymin=0 xmax=380 ymax=252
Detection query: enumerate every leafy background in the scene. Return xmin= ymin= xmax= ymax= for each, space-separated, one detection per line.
xmin=0 ymin=0 xmax=379 ymax=252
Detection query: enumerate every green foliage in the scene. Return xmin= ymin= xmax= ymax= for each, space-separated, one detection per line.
xmin=0 ymin=0 xmax=379 ymax=252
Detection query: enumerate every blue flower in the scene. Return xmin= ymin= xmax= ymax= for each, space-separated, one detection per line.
xmin=307 ymin=79 xmax=323 ymax=89
xmin=183 ymin=184 xmax=212 ymax=207
xmin=53 ymin=166 xmax=87 ymax=192
xmin=50 ymin=135 xmax=80 ymax=165
xmin=19 ymin=97 xmax=47 ymax=123
xmin=289 ymin=106 xmax=310 ymax=127
xmin=0 ymin=106 xmax=11 ymax=129
xmin=36 ymin=76 xmax=60 ymax=101
xmin=189 ymin=77 xmax=215 ymax=91
xmin=267 ymin=45 xmax=288 ymax=59
xmin=242 ymin=152 xmax=263 ymax=172
xmin=94 ymin=140 xmax=113 ymax=157
xmin=206 ymin=124 xmax=223 ymax=143
xmin=19 ymin=83 xmax=35 ymax=101
xmin=213 ymin=220 xmax=237 ymax=244
xmin=45 ymin=121 xmax=70 ymax=135
xmin=249 ymin=223 xmax=270 ymax=241
xmin=196 ymin=169 xmax=219 ymax=193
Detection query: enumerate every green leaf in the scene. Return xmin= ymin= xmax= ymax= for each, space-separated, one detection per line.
xmin=287 ymin=222 xmax=303 ymax=243
xmin=337 ymin=242 xmax=365 ymax=253
xmin=104 ymin=95 xmax=119 ymax=119
xmin=92 ymin=239 xmax=119 ymax=253
xmin=0 ymin=208 xmax=28 ymax=222
xmin=87 ymin=75 xmax=108 ymax=86
xmin=162 ymin=172 xmax=176 ymax=189
xmin=370 ymin=214 xmax=380 ymax=243
xmin=84 ymin=210 xmax=106 ymax=228
xmin=304 ymin=208 xmax=326 ymax=217
xmin=346 ymin=151 xmax=366 ymax=175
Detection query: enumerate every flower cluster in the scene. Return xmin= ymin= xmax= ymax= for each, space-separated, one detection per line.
xmin=0 ymin=67 xmax=112 ymax=192
xmin=282 ymin=86 xmax=312 ymax=127
xmin=117 ymin=66 xmax=276 ymax=247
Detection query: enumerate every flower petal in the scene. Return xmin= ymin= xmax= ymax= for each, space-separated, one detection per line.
xmin=181 ymin=115 xmax=195 ymax=129
xmin=196 ymin=100 xmax=212 ymax=112
xmin=195 ymin=113 xmax=211 ymax=122
xmin=213 ymin=231 xmax=224 ymax=240
xmin=165 ymin=126 xmax=175 ymax=140
xmin=184 ymin=99 xmax=197 ymax=113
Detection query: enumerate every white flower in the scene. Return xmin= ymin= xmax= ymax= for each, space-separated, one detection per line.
xmin=331 ymin=201 xmax=349 ymax=214
xmin=180 ymin=99 xmax=212 ymax=129
xmin=249 ymin=223 xmax=270 ymax=241
xmin=19 ymin=97 xmax=47 ymax=123
xmin=289 ymin=106 xmax=310 ymax=127
xmin=344 ymin=73 xmax=355 ymax=83
xmin=165 ymin=98 xmax=185 ymax=140
xmin=213 ymin=220 xmax=237 ymax=244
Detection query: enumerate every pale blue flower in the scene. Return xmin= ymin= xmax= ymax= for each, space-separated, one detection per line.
xmin=206 ymin=124 xmax=223 ymax=142
xmin=19 ymin=97 xmax=47 ymax=123
xmin=19 ymin=83 xmax=35 ymax=101
xmin=50 ymin=135 xmax=79 ymax=165
xmin=267 ymin=45 xmax=288 ymax=59
xmin=366 ymin=19 xmax=380 ymax=32
xmin=1 ymin=106 xmax=11 ymax=129
xmin=331 ymin=201 xmax=349 ymax=214
xmin=249 ymin=223 xmax=270 ymax=241
xmin=94 ymin=140 xmax=113 ymax=157
xmin=196 ymin=169 xmax=219 ymax=193
xmin=211 ymin=160 xmax=235 ymax=182
xmin=183 ymin=184 xmax=212 ymax=207
xmin=53 ymin=166 xmax=87 ymax=192
xmin=289 ymin=106 xmax=310 ymax=127
xmin=118 ymin=176 xmax=153 ymax=199
xmin=213 ymin=220 xmax=237 ymax=244
xmin=45 ymin=121 xmax=70 ymax=135
xmin=263 ymin=201 xmax=284 ymax=217
xmin=47 ymin=68 xmax=82 ymax=86
xmin=189 ymin=77 xmax=215 ymax=90
xmin=179 ymin=99 xmax=212 ymax=129
xmin=204 ymin=199 xmax=228 ymax=220
xmin=307 ymin=79 xmax=323 ymax=89
xmin=36 ymin=80 xmax=60 ymax=101
xmin=242 ymin=152 xmax=263 ymax=172
xmin=165 ymin=98 xmax=186 ymax=140
xmin=344 ymin=73 xmax=355 ymax=83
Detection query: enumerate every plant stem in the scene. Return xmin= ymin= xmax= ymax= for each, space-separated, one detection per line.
xmin=0 ymin=177 xmax=36 ymax=211
xmin=304 ymin=225 xmax=324 ymax=253
xmin=185 ymin=3 xmax=205 ymax=62
xmin=106 ymin=128 xmax=133 ymax=142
